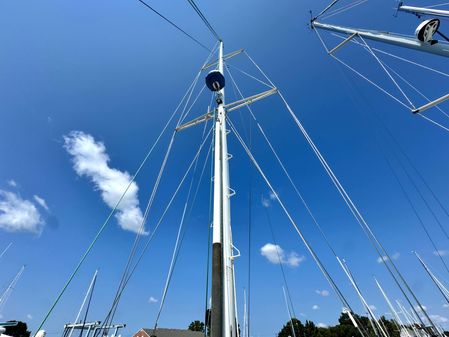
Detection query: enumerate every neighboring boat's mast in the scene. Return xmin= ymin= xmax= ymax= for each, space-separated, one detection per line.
xmin=0 ymin=265 xmax=25 ymax=312
xmin=67 ymin=270 xmax=99 ymax=337
xmin=0 ymin=243 xmax=12 ymax=260
xmin=414 ymin=252 xmax=449 ymax=304
xmin=282 ymin=286 xmax=297 ymax=337
xmin=398 ymin=5 xmax=449 ymax=19
xmin=374 ymin=278 xmax=411 ymax=337
xmin=311 ymin=21 xmax=449 ymax=58
xmin=211 ymin=40 xmax=238 ymax=337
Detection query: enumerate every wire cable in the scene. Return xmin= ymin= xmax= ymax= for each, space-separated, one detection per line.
xmin=186 ymin=0 xmax=221 ymax=41
xmin=242 ymin=50 xmax=441 ymax=333
xmin=136 ymin=0 xmax=211 ymax=51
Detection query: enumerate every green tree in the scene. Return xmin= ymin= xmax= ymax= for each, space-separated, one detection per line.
xmin=278 ymin=318 xmax=304 ymax=337
xmin=188 ymin=321 xmax=205 ymax=333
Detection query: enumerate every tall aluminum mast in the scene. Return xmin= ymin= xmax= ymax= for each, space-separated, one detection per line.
xmin=210 ymin=41 xmax=238 ymax=337
xmin=398 ymin=5 xmax=449 ymax=19
xmin=311 ymin=21 xmax=449 ymax=58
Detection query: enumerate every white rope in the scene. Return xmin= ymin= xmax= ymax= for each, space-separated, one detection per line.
xmin=321 ymin=0 xmax=369 ymax=20
xmin=419 ymin=114 xmax=449 ymax=132
xmin=426 ymin=2 xmax=449 ymax=8
xmin=225 ymin=66 xmax=337 ymax=255
xmin=331 ymin=33 xmax=449 ymax=79
xmin=331 ymin=55 xmax=411 ymax=109
xmin=225 ymin=63 xmax=274 ymax=89
xmin=244 ymin=48 xmax=439 ymax=330
xmin=180 ymin=84 xmax=207 ymax=124
xmin=312 ymin=29 xmax=412 ymax=109
xmin=153 ymin=125 xmax=213 ymax=329
xmin=87 ymin=43 xmax=221 ymax=332
xmin=358 ymin=36 xmax=416 ymax=109
xmin=382 ymin=63 xmax=449 ymax=120
xmin=227 ymin=117 xmax=355 ymax=312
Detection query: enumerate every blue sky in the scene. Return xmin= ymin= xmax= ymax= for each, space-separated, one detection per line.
xmin=1 ymin=0 xmax=449 ymax=336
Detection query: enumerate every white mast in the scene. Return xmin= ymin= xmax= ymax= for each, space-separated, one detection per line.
xmin=0 ymin=243 xmax=12 ymax=260
xmin=398 ymin=5 xmax=449 ymax=19
xmin=311 ymin=21 xmax=449 ymax=58
xmin=211 ymin=40 xmax=238 ymax=337
xmin=0 ymin=265 xmax=25 ymax=314
xmin=67 ymin=270 xmax=98 ymax=337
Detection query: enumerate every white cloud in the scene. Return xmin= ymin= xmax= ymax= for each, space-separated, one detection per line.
xmin=315 ymin=289 xmax=330 ymax=297
xmin=377 ymin=252 xmax=400 ymax=263
xmin=369 ymin=305 xmax=377 ymax=311
xmin=269 ymin=191 xmax=277 ymax=201
xmin=434 ymin=250 xmax=449 ymax=257
xmin=33 ymin=195 xmax=49 ymax=212
xmin=430 ymin=314 xmax=448 ymax=325
xmin=0 ymin=190 xmax=44 ymax=233
xmin=443 ymin=304 xmax=449 ymax=308
xmin=7 ymin=180 xmax=17 ymax=188
xmin=26 ymin=314 xmax=33 ymax=320
xmin=414 ymin=305 xmax=428 ymax=312
xmin=261 ymin=195 xmax=271 ymax=208
xmin=64 ymin=131 xmax=146 ymax=235
xmin=149 ymin=296 xmax=158 ymax=303
xmin=260 ymin=243 xmax=305 ymax=268
xmin=317 ymin=323 xmax=327 ymax=328
xmin=312 ymin=305 xmax=319 ymax=310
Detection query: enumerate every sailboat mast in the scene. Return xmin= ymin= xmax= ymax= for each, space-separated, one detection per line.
xmin=211 ymin=41 xmax=238 ymax=337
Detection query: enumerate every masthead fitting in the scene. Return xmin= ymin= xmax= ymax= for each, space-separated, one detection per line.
xmin=206 ymin=70 xmax=225 ymax=92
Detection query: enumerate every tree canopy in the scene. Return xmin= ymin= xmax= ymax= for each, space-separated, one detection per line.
xmin=188 ymin=320 xmax=205 ymax=333
xmin=278 ymin=313 xmax=402 ymax=337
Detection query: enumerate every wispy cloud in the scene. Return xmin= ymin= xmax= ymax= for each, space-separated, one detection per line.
xmin=434 ymin=250 xmax=449 ymax=257
xmin=26 ymin=314 xmax=33 ymax=320
xmin=260 ymin=243 xmax=305 ymax=267
xmin=149 ymin=296 xmax=158 ymax=303
xmin=261 ymin=191 xmax=278 ymax=208
xmin=261 ymin=195 xmax=271 ymax=208
xmin=315 ymin=289 xmax=329 ymax=297
xmin=7 ymin=180 xmax=17 ymax=188
xmin=443 ymin=304 xmax=449 ymax=308
xmin=312 ymin=305 xmax=319 ymax=310
xmin=317 ymin=323 xmax=327 ymax=328
xmin=64 ymin=131 xmax=146 ymax=235
xmin=0 ymin=190 xmax=44 ymax=233
xmin=33 ymin=195 xmax=49 ymax=212
xmin=430 ymin=314 xmax=448 ymax=325
xmin=369 ymin=305 xmax=377 ymax=311
xmin=377 ymin=252 xmax=400 ymax=263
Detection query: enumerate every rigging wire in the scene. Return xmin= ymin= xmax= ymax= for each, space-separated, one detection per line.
xmin=358 ymin=36 xmax=415 ymax=110
xmin=226 ymin=117 xmax=368 ymax=337
xmin=136 ymin=0 xmax=211 ymax=52
xmin=313 ymin=0 xmax=344 ymax=20
xmin=242 ymin=50 xmax=442 ymax=333
xmin=186 ymin=0 xmax=221 ymax=41
xmin=330 ymin=33 xmax=449 ymax=79
xmin=314 ymin=28 xmax=449 ymax=134
xmin=321 ymin=0 xmax=369 ymax=21
xmin=34 ymin=69 xmax=199 ymax=334
xmin=334 ymin=57 xmax=449 ymax=273
xmin=153 ymin=125 xmax=213 ymax=332
xmin=225 ymin=65 xmax=372 ymax=336
xmin=93 ymin=127 xmax=213 ymax=337
xmin=97 ymin=45 xmax=218 ymax=333
xmin=263 ymin=207 xmax=297 ymax=320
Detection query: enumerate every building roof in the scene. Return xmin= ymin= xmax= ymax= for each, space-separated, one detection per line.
xmin=138 ymin=328 xmax=204 ymax=337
